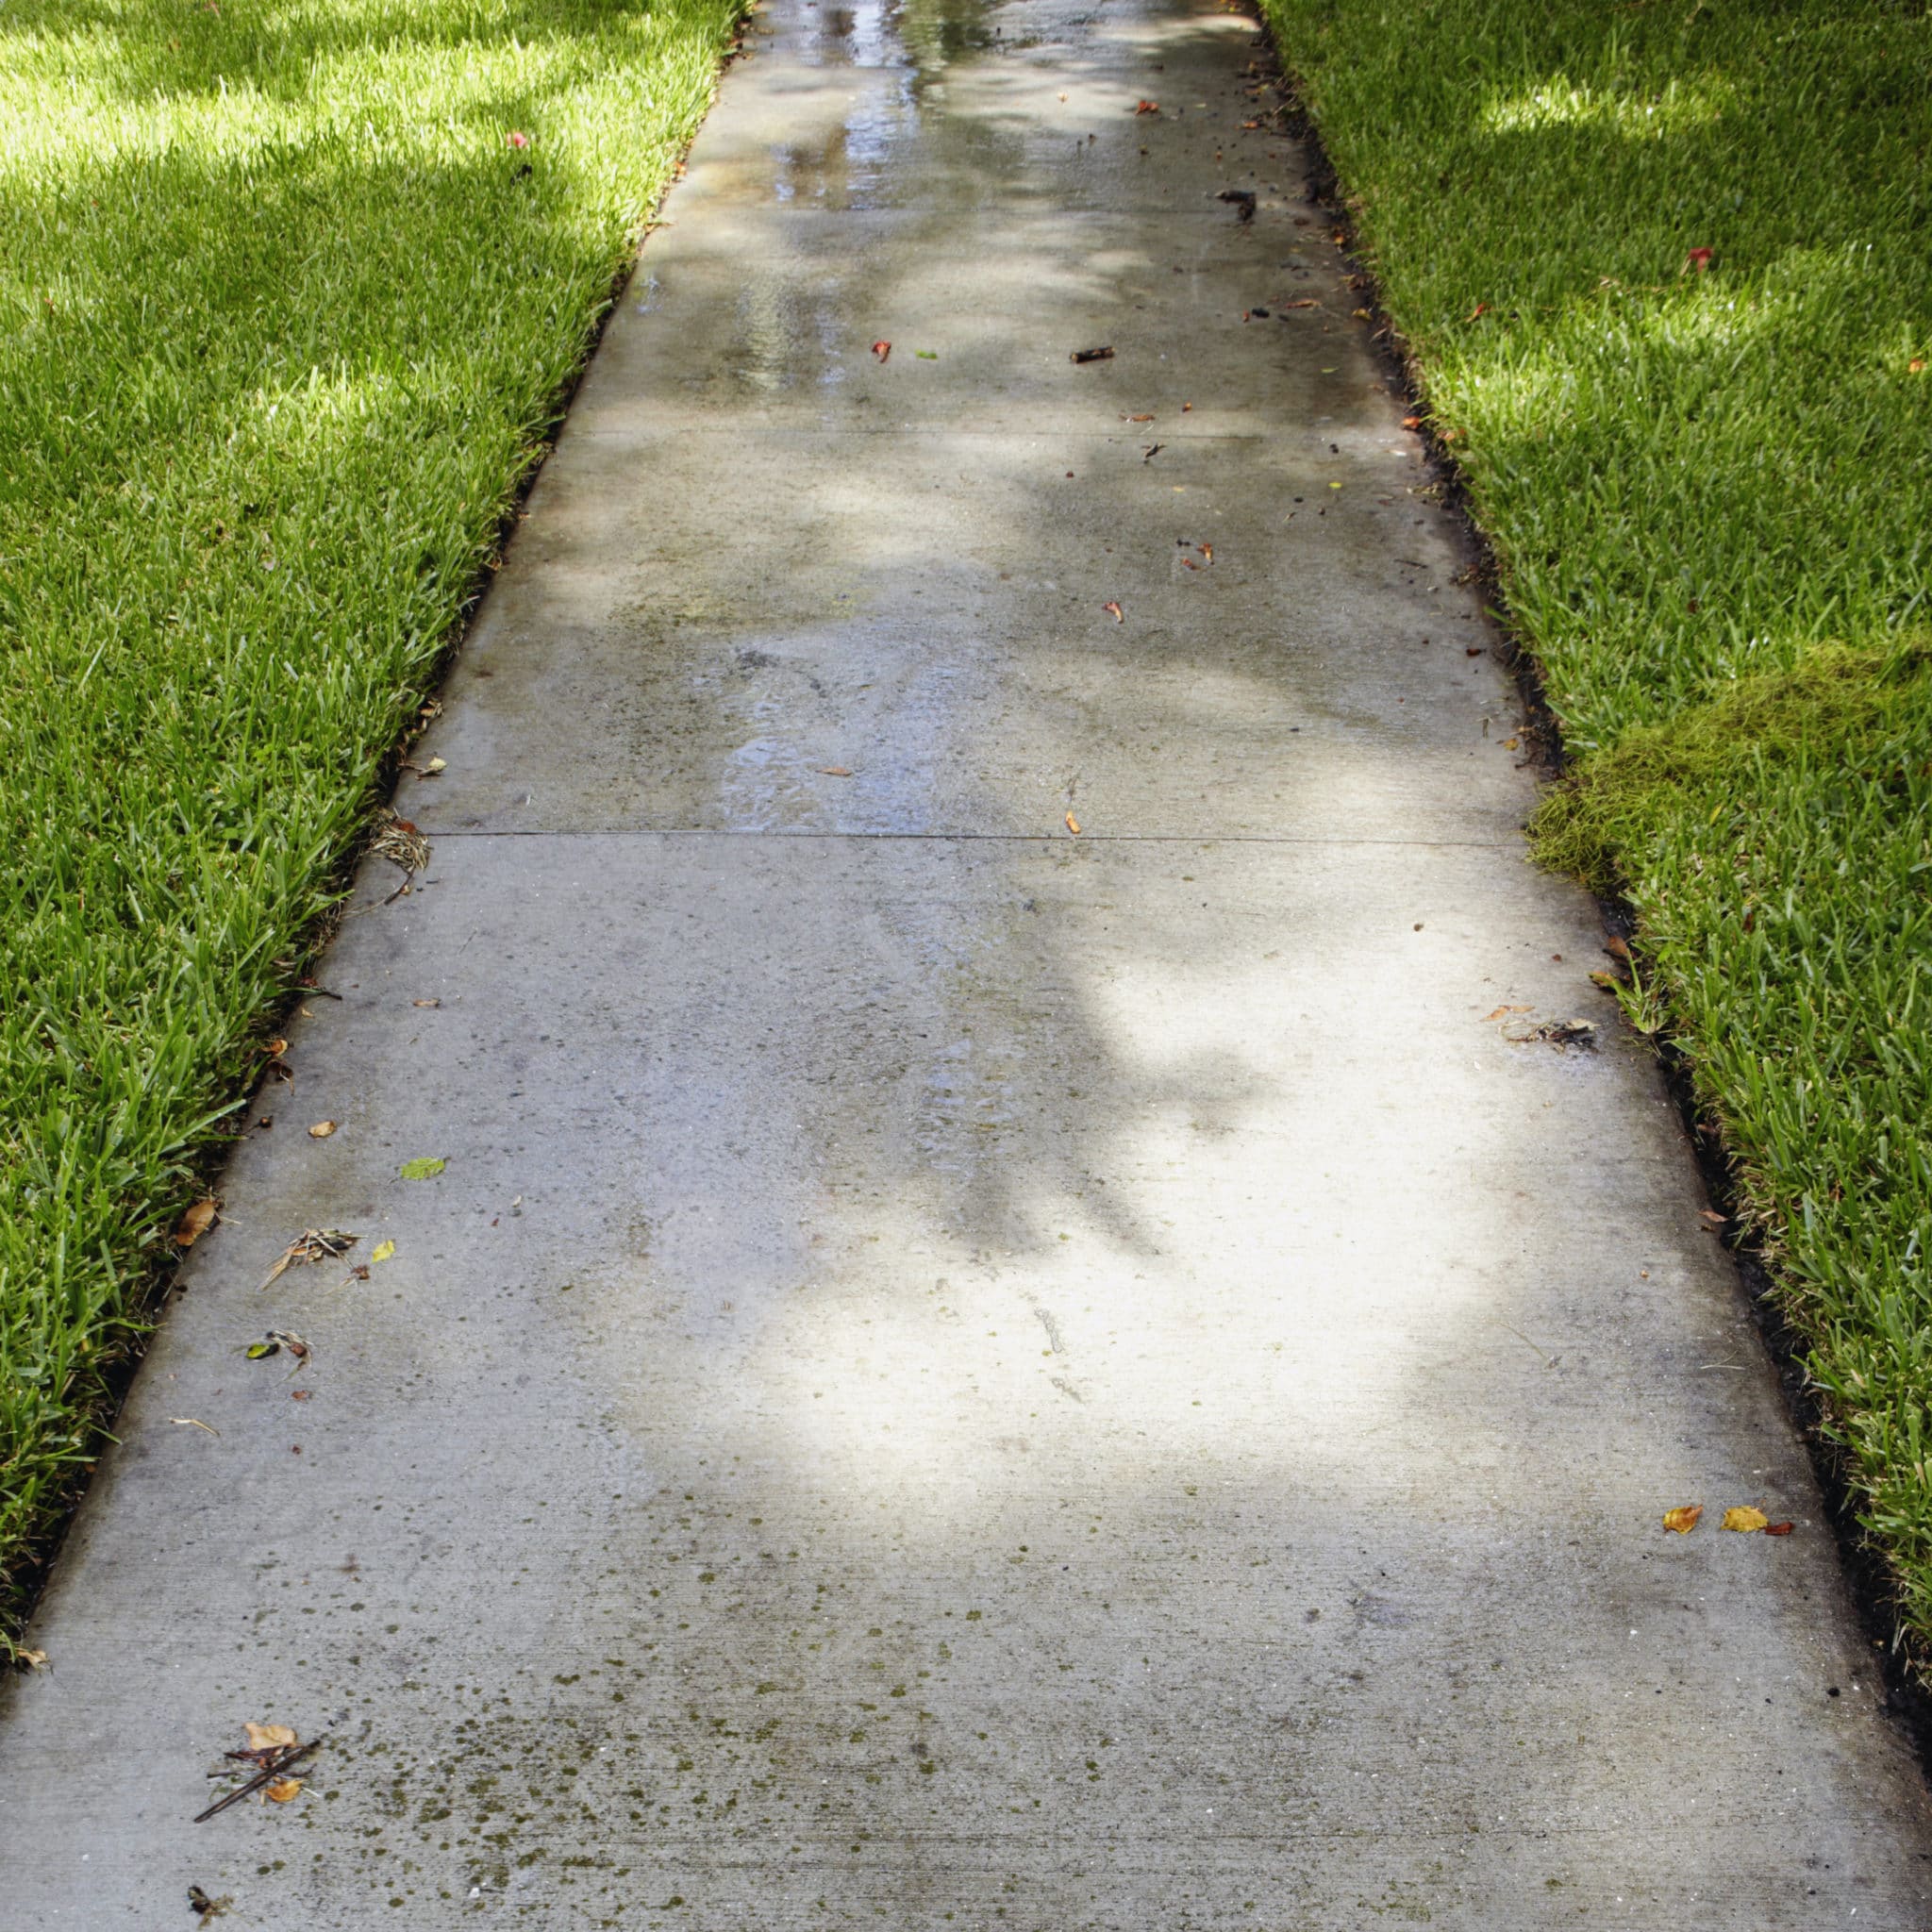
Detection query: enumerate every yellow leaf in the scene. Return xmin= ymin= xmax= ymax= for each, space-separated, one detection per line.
xmin=1723 ymin=1506 xmax=1769 ymax=1533
xmin=245 ymin=1723 xmax=297 ymax=1753
xmin=264 ymin=1778 xmax=304 ymax=1803
xmin=371 ymin=1240 xmax=396 ymax=1264
xmin=1661 ymin=1505 xmax=1702 ymax=1535
xmin=1065 ymin=812 xmax=1082 ymax=836
xmin=308 ymin=1121 xmax=337 ymax=1139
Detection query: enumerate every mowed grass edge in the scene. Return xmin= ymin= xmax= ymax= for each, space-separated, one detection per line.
xmin=0 ymin=0 xmax=744 ymax=1646
xmin=1257 ymin=0 xmax=1932 ymax=1658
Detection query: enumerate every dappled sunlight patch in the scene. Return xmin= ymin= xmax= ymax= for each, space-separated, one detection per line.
xmin=1477 ymin=75 xmax=1731 ymax=142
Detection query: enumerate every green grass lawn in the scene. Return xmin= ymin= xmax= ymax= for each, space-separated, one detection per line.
xmin=1259 ymin=0 xmax=1932 ymax=1656
xmin=0 ymin=0 xmax=741 ymax=1645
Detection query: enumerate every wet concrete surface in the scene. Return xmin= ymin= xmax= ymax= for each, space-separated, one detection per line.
xmin=4 ymin=0 xmax=1930 ymax=1925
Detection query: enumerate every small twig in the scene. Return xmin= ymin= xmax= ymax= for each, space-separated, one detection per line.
xmin=194 ymin=1738 xmax=323 ymax=1824
xmin=1492 ymin=1319 xmax=1554 ymax=1368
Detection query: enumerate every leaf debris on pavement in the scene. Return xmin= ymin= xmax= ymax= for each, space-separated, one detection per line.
xmin=308 ymin=1120 xmax=337 ymax=1139
xmin=1662 ymin=1505 xmax=1703 ymax=1534
xmin=1723 ymin=1506 xmax=1770 ymax=1533
xmin=1103 ymin=601 xmax=1124 ymax=623
xmin=188 ymin=1885 xmax=234 ymax=1920
xmin=261 ymin=1228 xmax=358 ymax=1289
xmin=371 ymin=1240 xmax=396 ymax=1263
xmin=1071 ymin=345 xmax=1115 ymax=364
xmin=246 ymin=1330 xmax=311 ymax=1368
xmin=399 ymin=1156 xmax=446 ymax=1180
xmin=170 ymin=1418 xmax=221 ymax=1438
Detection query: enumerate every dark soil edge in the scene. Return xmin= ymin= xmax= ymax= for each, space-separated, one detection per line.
xmin=1243 ymin=10 xmax=1932 ymax=1776
xmin=1 ymin=8 xmax=756 ymax=1663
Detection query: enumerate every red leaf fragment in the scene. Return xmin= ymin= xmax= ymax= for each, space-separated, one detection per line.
xmin=507 ymin=130 xmax=530 ymax=150
xmin=1134 ymin=100 xmax=1159 ymax=114
xmin=1103 ymin=601 xmax=1124 ymax=623
xmin=872 ymin=340 xmax=891 ymax=362
xmin=1685 ymin=246 xmax=1713 ymax=273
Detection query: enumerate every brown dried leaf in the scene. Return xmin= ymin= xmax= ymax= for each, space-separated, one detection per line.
xmin=1722 ymin=1506 xmax=1769 ymax=1533
xmin=412 ymin=998 xmax=441 ymax=1008
xmin=871 ymin=340 xmax=890 ymax=362
xmin=1662 ymin=1505 xmax=1703 ymax=1535
xmin=1605 ymin=934 xmax=1632 ymax=960
xmin=264 ymin=1038 xmax=290 ymax=1058
xmin=244 ymin=1723 xmax=298 ymax=1753
xmin=1482 ymin=1004 xmax=1533 ymax=1022
xmin=1103 ymin=601 xmax=1124 ymax=623
xmin=818 ymin=766 xmax=853 ymax=777
xmin=18 ymin=1647 xmax=48 ymax=1670
xmin=1764 ymin=1520 xmax=1795 ymax=1537
xmin=1134 ymin=99 xmax=1159 ymax=114
xmin=1699 ymin=1208 xmax=1727 ymax=1229
xmin=175 ymin=1198 xmax=219 ymax=1248
xmin=308 ymin=1121 xmax=337 ymax=1139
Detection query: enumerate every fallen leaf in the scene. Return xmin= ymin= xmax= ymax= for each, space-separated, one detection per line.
xmin=264 ymin=1038 xmax=290 ymax=1058
xmin=399 ymin=1157 xmax=446 ymax=1180
xmin=1764 ymin=1520 xmax=1795 ymax=1536
xmin=1483 ymin=1004 xmax=1533 ymax=1022
xmin=1685 ymin=245 xmax=1713 ymax=273
xmin=1283 ymin=298 xmax=1319 ymax=309
xmin=419 ymin=757 xmax=446 ymax=777
xmin=244 ymin=1723 xmax=298 ymax=1753
xmin=1122 ymin=412 xmax=1156 ymax=423
xmin=1699 ymin=1208 xmax=1727 ymax=1229
xmin=264 ymin=1778 xmax=304 ymax=1804
xmin=915 ymin=350 xmax=937 ymax=360
xmin=1401 ymin=414 xmax=1423 ymax=428
xmin=371 ymin=1240 xmax=396 ymax=1264
xmin=871 ymin=340 xmax=890 ymax=362
xmin=1723 ymin=1506 xmax=1769 ymax=1533
xmin=1199 ymin=542 xmax=1213 ymax=564
xmin=19 ymin=1648 xmax=48 ymax=1670
xmin=1103 ymin=601 xmax=1124 ymax=623
xmin=1134 ymin=99 xmax=1159 ymax=114
xmin=1465 ymin=302 xmax=1489 ymax=322
xmin=1605 ymin=934 xmax=1632 ymax=961
xmin=1181 ymin=557 xmax=1201 ymax=570
xmin=308 ymin=1121 xmax=337 ymax=1139
xmin=412 ymin=998 xmax=441 ymax=1008
xmin=1589 ymin=972 xmax=1623 ymax=992
xmin=1502 ymin=736 xmax=1520 ymax=750
xmin=291 ymin=1389 xmax=311 ymax=1402
xmin=1662 ymin=1505 xmax=1703 ymax=1535
xmin=507 ymin=130 xmax=529 ymax=150
xmin=1071 ymin=345 xmax=1115 ymax=364
xmin=175 ymin=1198 xmax=220 ymax=1248
xmin=1065 ymin=812 xmax=1082 ymax=836
xmin=188 ymin=1885 xmax=233 ymax=1919
xmin=347 ymin=1264 xmax=370 ymax=1282
xmin=818 ymin=766 xmax=853 ymax=777
xmin=170 ymin=1418 xmax=220 ymax=1438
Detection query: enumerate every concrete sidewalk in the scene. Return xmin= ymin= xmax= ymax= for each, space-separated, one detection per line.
xmin=4 ymin=0 xmax=1929 ymax=1924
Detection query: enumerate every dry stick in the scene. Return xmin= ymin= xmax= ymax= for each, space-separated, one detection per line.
xmin=193 ymin=1738 xmax=324 ymax=1824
